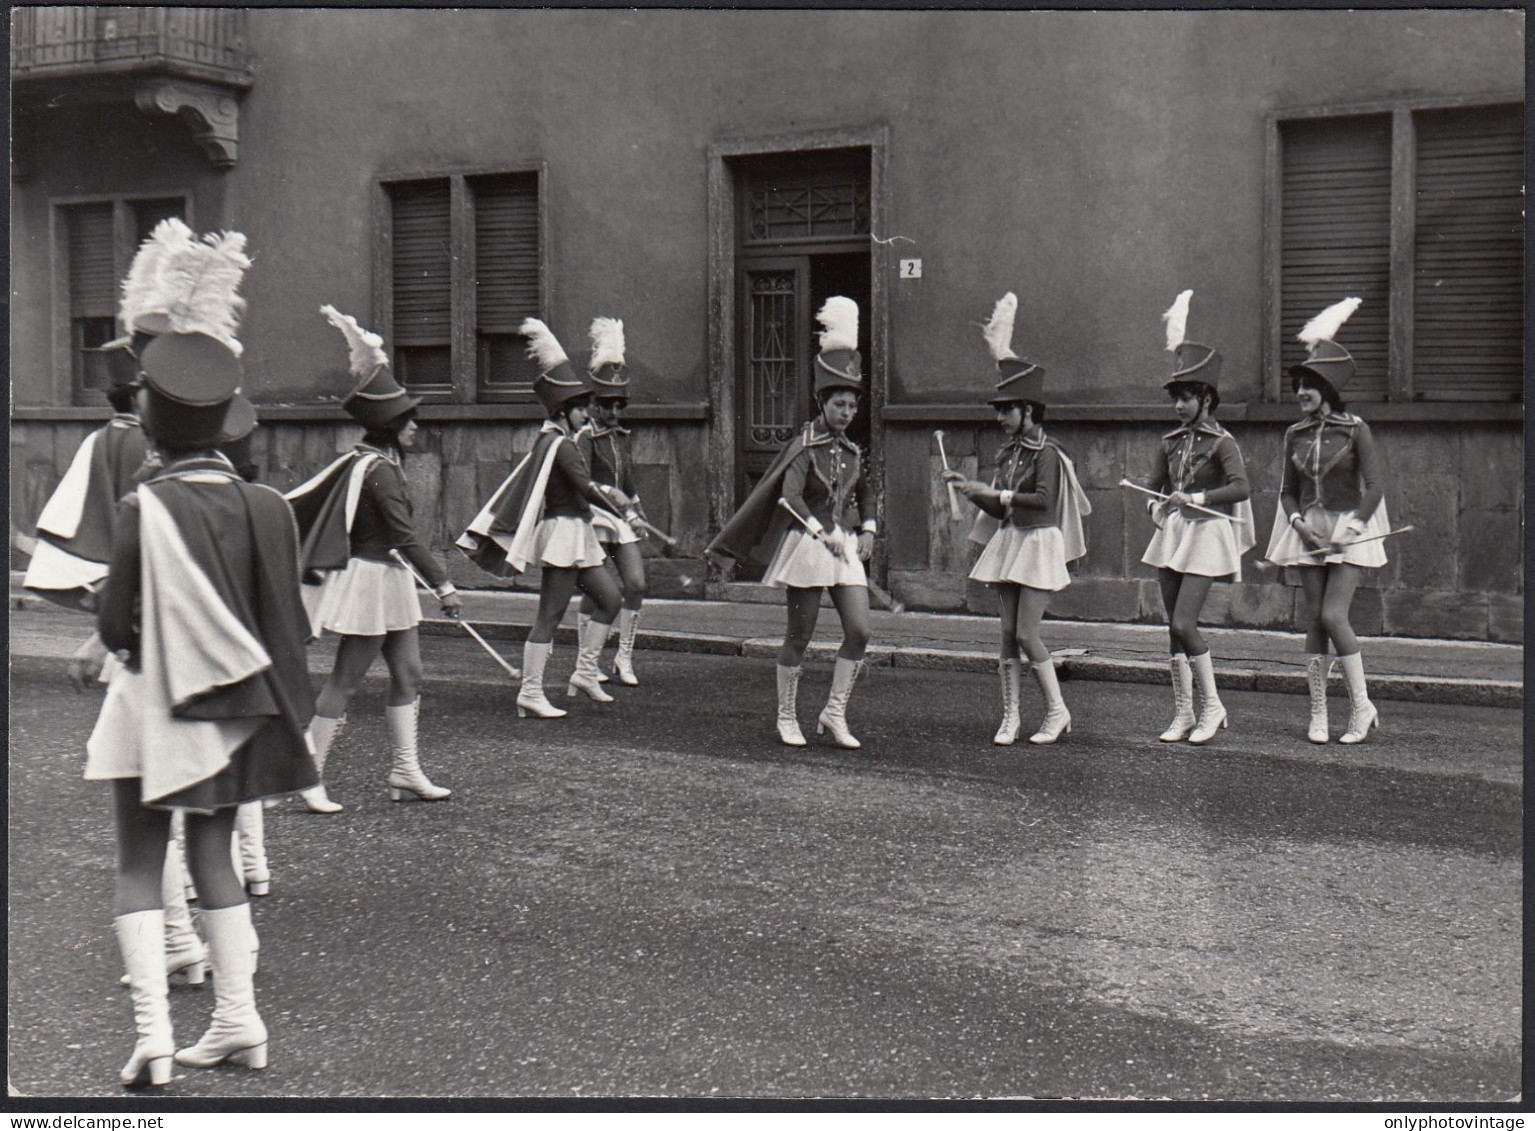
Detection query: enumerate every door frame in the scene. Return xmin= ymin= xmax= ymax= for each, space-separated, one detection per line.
xmin=705 ymin=125 xmax=890 ymax=576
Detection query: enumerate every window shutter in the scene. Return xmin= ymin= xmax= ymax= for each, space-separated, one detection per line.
xmin=66 ymin=203 xmax=117 ymax=317
xmin=388 ymin=179 xmax=452 ymax=346
xmin=1279 ymin=115 xmax=1393 ymax=400
xmin=472 ymin=173 xmax=540 ymax=391
xmin=1412 ymin=104 xmax=1523 ymax=401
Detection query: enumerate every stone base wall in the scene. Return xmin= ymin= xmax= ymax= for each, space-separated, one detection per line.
xmin=883 ymin=417 xmax=1523 ymax=643
xmin=11 ymin=414 xmax=1523 ymax=642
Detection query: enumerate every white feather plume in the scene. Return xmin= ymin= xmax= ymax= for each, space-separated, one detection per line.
xmin=1162 ymin=289 xmax=1193 ymax=352
xmin=816 ymin=296 xmax=859 ymax=353
xmin=320 ymin=304 xmax=388 ymax=376
xmin=1297 ymin=297 xmax=1362 ymax=346
xmin=133 ymin=228 xmax=252 ymax=355
xmin=587 ymin=317 xmax=626 ymax=372
xmin=981 ymin=292 xmax=1020 ymax=363
xmin=119 ymin=218 xmax=197 ymax=335
xmin=520 ymin=318 xmax=569 ymax=373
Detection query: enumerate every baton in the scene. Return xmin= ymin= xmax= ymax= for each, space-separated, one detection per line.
xmin=1255 ymin=524 xmax=1415 ymax=570
xmin=389 ymin=550 xmax=521 ymax=681
xmin=1119 ymin=479 xmax=1241 ymax=523
xmin=775 ymin=499 xmax=905 ymax=614
xmin=933 ymin=430 xmax=963 ymax=522
xmin=628 ymin=514 xmax=678 ymax=549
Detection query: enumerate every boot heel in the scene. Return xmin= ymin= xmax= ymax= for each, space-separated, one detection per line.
xmin=388 ymin=787 xmax=410 ymax=802
xmin=517 ymin=704 xmax=528 ymax=718
xmin=182 ymin=960 xmax=207 ymax=986
xmin=815 ymin=719 xmax=826 ymax=735
xmin=246 ymin=880 xmax=269 ymax=898
xmin=124 ymin=1054 xmax=173 ymax=1088
xmin=229 ymin=1043 xmax=268 ymax=1070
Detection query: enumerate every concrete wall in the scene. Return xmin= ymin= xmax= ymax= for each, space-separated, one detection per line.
xmin=10 ymin=9 xmax=1523 ymax=637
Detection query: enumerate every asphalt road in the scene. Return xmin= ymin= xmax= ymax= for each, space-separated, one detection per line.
xmin=6 ymin=630 xmax=1522 ymax=1102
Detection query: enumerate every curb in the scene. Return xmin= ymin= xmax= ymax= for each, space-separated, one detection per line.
xmin=414 ymin=618 xmax=1522 ymax=709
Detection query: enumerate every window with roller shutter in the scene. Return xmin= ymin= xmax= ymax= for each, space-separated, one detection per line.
xmin=381 ymin=169 xmax=544 ymax=402
xmin=1270 ymin=100 xmax=1522 ymax=404
xmin=56 ymin=195 xmax=188 ymax=402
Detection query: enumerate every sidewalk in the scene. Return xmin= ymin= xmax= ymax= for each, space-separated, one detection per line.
xmin=13 ymin=572 xmax=1519 ymax=707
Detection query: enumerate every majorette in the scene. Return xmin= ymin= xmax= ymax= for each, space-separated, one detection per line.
xmin=283 ymin=304 xmax=462 ymax=811
xmin=456 ymin=317 xmax=635 ymax=718
xmin=943 ymin=291 xmax=1091 ymax=747
xmin=708 ymin=296 xmax=878 ymax=751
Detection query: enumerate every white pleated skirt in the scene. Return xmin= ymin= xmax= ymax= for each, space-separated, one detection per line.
xmin=1141 ymin=510 xmax=1245 ymax=579
xmin=970 ymin=524 xmax=1071 ymax=592
xmin=1263 ymin=503 xmax=1390 ymax=570
xmin=762 ymin=528 xmax=868 ymax=590
xmin=305 ymin=557 xmax=422 ymax=637
xmin=531 ymin=516 xmax=608 ymax=569
xmin=591 ymin=507 xmax=641 ymax=546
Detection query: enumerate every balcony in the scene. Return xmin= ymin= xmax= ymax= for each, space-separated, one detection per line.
xmin=12 ymin=7 xmax=254 ymax=166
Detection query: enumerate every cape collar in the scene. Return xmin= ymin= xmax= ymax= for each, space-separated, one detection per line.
xmin=1002 ymin=425 xmax=1047 ymax=453
xmin=1286 ymin=411 xmax=1359 ymax=434
xmin=355 ymin=441 xmax=401 ymax=466
xmin=539 ymin=418 xmax=575 ymax=440
xmin=1163 ymin=418 xmax=1227 ymax=441
xmin=588 ymin=422 xmax=631 ymax=439
xmin=144 ymin=452 xmax=239 ymax=483
xmin=109 ymin=413 xmax=141 ymax=427
xmin=803 ymin=419 xmax=859 ymax=453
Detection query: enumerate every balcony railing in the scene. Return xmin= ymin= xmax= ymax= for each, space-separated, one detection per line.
xmin=13 ymin=7 xmax=253 ymax=86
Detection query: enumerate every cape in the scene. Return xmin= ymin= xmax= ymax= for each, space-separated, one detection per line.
xmin=455 ymin=422 xmax=566 ymax=577
xmin=89 ymin=461 xmax=318 ymax=808
xmin=283 ymin=449 xmax=383 ymax=577
xmin=24 ymin=416 xmax=150 ymax=609
xmin=705 ymin=423 xmax=829 ymax=567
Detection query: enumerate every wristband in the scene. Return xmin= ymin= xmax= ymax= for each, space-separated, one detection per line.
xmin=999 ymin=490 xmax=1015 ymax=508
xmin=432 ymin=582 xmax=458 ymax=600
xmin=1288 ymin=513 xmax=1304 ymax=529
xmin=1191 ymin=492 xmax=1207 ymax=506
xmin=804 ymin=516 xmax=825 ymax=536
xmin=860 ymin=520 xmax=877 ymax=535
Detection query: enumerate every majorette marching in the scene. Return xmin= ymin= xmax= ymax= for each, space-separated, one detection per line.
xmin=38 ymin=211 xmax=1407 ymax=1090
xmin=942 ymin=292 xmax=1091 ymax=747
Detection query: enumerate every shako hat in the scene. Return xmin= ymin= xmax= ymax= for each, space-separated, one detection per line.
xmin=216 ymin=392 xmax=259 ymax=475
xmin=322 ymin=305 xmax=421 ymax=430
xmin=140 ymin=333 xmax=243 ymax=448
xmin=587 ymin=317 xmax=629 ymax=397
xmin=521 ymin=318 xmax=592 ymax=413
xmin=980 ymin=292 xmax=1045 ymax=405
xmin=813 ymin=296 xmax=863 ymax=395
xmin=130 ymin=221 xmax=252 ymax=447
xmin=1161 ymin=289 xmax=1222 ymax=389
xmin=1290 ymin=297 xmax=1362 ymax=388
xmin=88 ymin=335 xmax=144 ymax=392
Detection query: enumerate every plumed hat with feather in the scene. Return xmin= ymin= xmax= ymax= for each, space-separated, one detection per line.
xmin=521 ymin=318 xmax=592 ymax=414
xmin=980 ymin=292 xmax=1045 ymax=405
xmin=1160 ymin=289 xmax=1222 ymax=390
xmin=132 ymin=220 xmax=252 ymax=447
xmin=1290 ymin=297 xmax=1362 ymax=388
xmin=587 ymin=317 xmax=629 ymax=396
xmin=813 ymin=296 xmax=863 ymax=395
xmin=321 ymin=305 xmax=421 ymax=430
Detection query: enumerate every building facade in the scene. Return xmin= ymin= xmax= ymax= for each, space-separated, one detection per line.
xmin=11 ymin=8 xmax=1524 ymax=639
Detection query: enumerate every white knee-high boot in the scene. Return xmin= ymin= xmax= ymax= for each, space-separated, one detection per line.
xmin=994 ymin=659 xmax=1022 ymax=746
xmin=1338 ymin=651 xmax=1379 ymax=744
xmin=1306 ymin=654 xmax=1334 ymax=744
xmin=115 ymin=911 xmax=174 ymax=1087
xmin=300 ymin=715 xmax=345 ymax=814
xmin=386 ymin=698 xmax=451 ymax=801
xmin=1028 ymin=659 xmax=1071 ymax=744
xmin=576 ymin=611 xmax=610 ymax=683
xmin=1188 ymin=651 xmax=1228 ymax=745
xmin=568 ymin=618 xmax=616 ymax=703
xmin=161 ymin=848 xmax=207 ymax=984
xmin=776 ymin=664 xmax=806 ymax=747
xmin=1158 ymin=654 xmax=1196 ymax=742
xmin=613 ymin=608 xmax=642 ymax=686
xmin=517 ymin=640 xmax=568 ymax=718
xmin=816 ymin=657 xmax=865 ymax=750
xmin=234 ymin=803 xmax=270 ymax=895
xmin=175 ymin=903 xmax=267 ymax=1071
